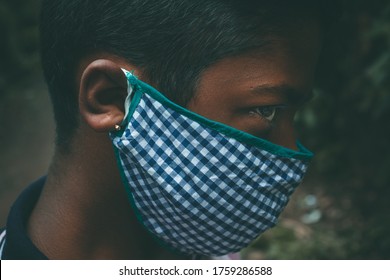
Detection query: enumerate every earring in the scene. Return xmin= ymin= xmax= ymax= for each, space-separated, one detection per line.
xmin=114 ymin=124 xmax=121 ymax=131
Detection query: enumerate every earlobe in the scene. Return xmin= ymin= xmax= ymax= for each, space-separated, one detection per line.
xmin=79 ymin=59 xmax=129 ymax=132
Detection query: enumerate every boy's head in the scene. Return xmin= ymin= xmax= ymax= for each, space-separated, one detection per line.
xmin=40 ymin=0 xmax=337 ymax=151
xmin=25 ymin=0 xmax=341 ymax=258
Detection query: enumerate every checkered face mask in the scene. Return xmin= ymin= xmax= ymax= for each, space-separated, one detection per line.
xmin=110 ymin=70 xmax=313 ymax=257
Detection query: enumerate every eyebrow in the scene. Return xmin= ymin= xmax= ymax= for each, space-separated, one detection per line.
xmin=250 ymin=84 xmax=314 ymax=105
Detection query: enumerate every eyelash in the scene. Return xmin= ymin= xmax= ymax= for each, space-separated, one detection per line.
xmin=248 ymin=105 xmax=285 ymax=122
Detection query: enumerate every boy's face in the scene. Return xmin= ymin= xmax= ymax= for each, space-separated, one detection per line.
xmin=76 ymin=19 xmax=321 ymax=188
xmin=187 ymin=22 xmax=321 ymax=149
xmin=64 ymin=17 xmax=322 ymax=258
xmin=94 ymin=21 xmax=321 ymax=257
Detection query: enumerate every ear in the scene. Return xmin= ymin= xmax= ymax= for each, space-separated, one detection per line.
xmin=79 ymin=59 xmax=129 ymax=132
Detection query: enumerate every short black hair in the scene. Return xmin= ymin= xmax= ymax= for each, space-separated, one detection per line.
xmin=40 ymin=0 xmax=338 ymax=150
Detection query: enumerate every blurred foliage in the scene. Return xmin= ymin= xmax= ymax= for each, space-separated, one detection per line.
xmin=305 ymin=0 xmax=390 ymax=259
xmin=0 ymin=0 xmax=41 ymax=95
xmin=1 ymin=0 xmax=390 ymax=259
xmin=249 ymin=0 xmax=390 ymax=259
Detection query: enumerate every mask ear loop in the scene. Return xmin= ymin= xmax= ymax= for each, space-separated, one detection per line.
xmin=120 ymin=68 xmax=134 ymax=125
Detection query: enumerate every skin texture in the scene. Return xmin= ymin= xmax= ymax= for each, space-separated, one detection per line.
xmin=27 ymin=21 xmax=321 ymax=259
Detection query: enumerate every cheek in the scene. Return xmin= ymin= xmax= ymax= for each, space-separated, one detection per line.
xmin=186 ymin=79 xmax=235 ymax=124
xmin=186 ymin=91 xmax=235 ymax=124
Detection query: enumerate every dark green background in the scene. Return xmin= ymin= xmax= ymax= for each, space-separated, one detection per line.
xmin=0 ymin=0 xmax=389 ymax=259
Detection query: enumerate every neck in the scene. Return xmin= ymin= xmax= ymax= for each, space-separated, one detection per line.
xmin=27 ymin=132 xmax=183 ymax=259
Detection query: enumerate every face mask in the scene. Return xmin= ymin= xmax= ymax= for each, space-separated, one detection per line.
xmin=110 ymin=69 xmax=313 ymax=257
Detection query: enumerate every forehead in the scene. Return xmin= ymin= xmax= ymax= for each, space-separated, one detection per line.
xmin=197 ymin=21 xmax=322 ymax=94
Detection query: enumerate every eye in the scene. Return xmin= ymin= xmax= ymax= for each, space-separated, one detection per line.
xmin=250 ymin=106 xmax=280 ymax=122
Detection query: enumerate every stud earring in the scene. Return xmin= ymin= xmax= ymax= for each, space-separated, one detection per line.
xmin=114 ymin=124 xmax=121 ymax=131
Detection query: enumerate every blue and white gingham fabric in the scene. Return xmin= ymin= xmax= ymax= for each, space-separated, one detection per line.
xmin=111 ymin=74 xmax=310 ymax=256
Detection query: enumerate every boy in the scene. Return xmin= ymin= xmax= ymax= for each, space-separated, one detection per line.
xmin=1 ymin=0 xmax=336 ymax=259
